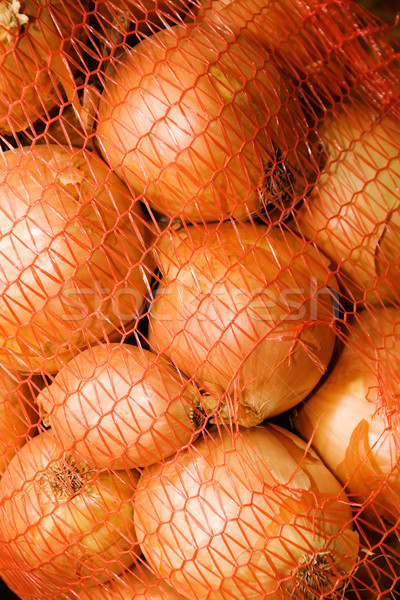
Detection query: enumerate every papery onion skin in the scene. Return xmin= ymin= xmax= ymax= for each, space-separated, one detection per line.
xmin=0 ymin=429 xmax=140 ymax=597
xmin=201 ymin=0 xmax=395 ymax=102
xmin=94 ymin=0 xmax=194 ymax=50
xmin=295 ymin=100 xmax=400 ymax=306
xmin=148 ymin=222 xmax=338 ymax=425
xmin=0 ymin=368 xmax=39 ymax=474
xmin=97 ymin=20 xmax=319 ymax=223
xmin=0 ymin=0 xmax=86 ymax=136
xmin=0 ymin=144 xmax=153 ymax=374
xmin=37 ymin=343 xmax=205 ymax=470
xmin=295 ymin=306 xmax=400 ymax=526
xmin=69 ymin=562 xmax=189 ymax=600
xmin=134 ymin=424 xmax=359 ymax=600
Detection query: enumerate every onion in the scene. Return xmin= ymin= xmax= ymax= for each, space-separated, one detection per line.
xmin=148 ymin=221 xmax=338 ymax=426
xmin=134 ymin=424 xmax=359 ymax=600
xmin=71 ymin=562 xmax=189 ymax=599
xmin=37 ymin=343 xmax=206 ymax=469
xmin=93 ymin=0 xmax=196 ymax=53
xmin=294 ymin=100 xmax=400 ymax=306
xmin=0 ymin=428 xmax=140 ymax=597
xmin=201 ymin=0 xmax=396 ymax=101
xmin=0 ymin=367 xmax=39 ymax=473
xmin=0 ymin=144 xmax=154 ymax=374
xmin=295 ymin=306 xmax=400 ymax=526
xmin=34 ymin=84 xmax=101 ymax=150
xmin=96 ymin=20 xmax=319 ymax=223
xmin=0 ymin=0 xmax=87 ymax=136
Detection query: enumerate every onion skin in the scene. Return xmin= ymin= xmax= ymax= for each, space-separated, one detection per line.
xmin=295 ymin=101 xmax=400 ymax=306
xmin=202 ymin=0 xmax=396 ymax=101
xmin=37 ymin=343 xmax=205 ymax=469
xmin=0 ymin=144 xmax=153 ymax=374
xmin=295 ymin=306 xmax=400 ymax=526
xmin=0 ymin=429 xmax=140 ymax=597
xmin=97 ymin=20 xmax=319 ymax=223
xmin=0 ymin=0 xmax=86 ymax=136
xmin=148 ymin=222 xmax=338 ymax=426
xmin=69 ymin=563 xmax=189 ymax=600
xmin=0 ymin=368 xmax=39 ymax=474
xmin=134 ymin=424 xmax=359 ymax=600
xmin=94 ymin=0 xmax=194 ymax=50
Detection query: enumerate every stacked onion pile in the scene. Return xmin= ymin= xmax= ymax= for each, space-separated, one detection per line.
xmin=0 ymin=1 xmax=399 ymax=600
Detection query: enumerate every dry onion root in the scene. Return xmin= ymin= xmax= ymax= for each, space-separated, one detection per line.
xmin=345 ymin=526 xmax=400 ymax=600
xmin=37 ymin=343 xmax=206 ymax=469
xmin=96 ymin=19 xmax=320 ymax=223
xmin=295 ymin=99 xmax=400 ymax=306
xmin=0 ymin=0 xmax=87 ymax=136
xmin=148 ymin=221 xmax=339 ymax=426
xmin=134 ymin=424 xmax=360 ymax=600
xmin=0 ymin=144 xmax=154 ymax=374
xmin=295 ymin=306 xmax=400 ymax=526
xmin=0 ymin=429 xmax=140 ymax=598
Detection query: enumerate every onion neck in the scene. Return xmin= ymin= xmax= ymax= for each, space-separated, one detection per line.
xmin=0 ymin=0 xmax=28 ymax=46
xmin=258 ymin=146 xmax=296 ymax=217
xmin=186 ymin=395 xmax=207 ymax=431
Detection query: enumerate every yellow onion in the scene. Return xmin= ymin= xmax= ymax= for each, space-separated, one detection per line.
xmin=295 ymin=99 xmax=400 ymax=305
xmin=201 ymin=0 xmax=396 ymax=101
xmin=148 ymin=221 xmax=338 ymax=426
xmin=0 ymin=0 xmax=87 ymax=136
xmin=0 ymin=367 xmax=40 ymax=473
xmin=96 ymin=20 xmax=319 ymax=223
xmin=70 ymin=562 xmax=189 ymax=600
xmin=295 ymin=306 xmax=400 ymax=525
xmin=0 ymin=144 xmax=154 ymax=374
xmin=0 ymin=429 xmax=140 ymax=597
xmin=134 ymin=424 xmax=359 ymax=600
xmin=94 ymin=0 xmax=195 ymax=53
xmin=35 ymin=85 xmax=101 ymax=150
xmin=37 ymin=343 xmax=206 ymax=469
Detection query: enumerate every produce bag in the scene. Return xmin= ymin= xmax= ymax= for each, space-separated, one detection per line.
xmin=0 ymin=1 xmax=399 ymax=599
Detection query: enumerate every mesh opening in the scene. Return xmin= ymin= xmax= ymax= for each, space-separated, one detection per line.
xmin=0 ymin=1 xmax=399 ymax=599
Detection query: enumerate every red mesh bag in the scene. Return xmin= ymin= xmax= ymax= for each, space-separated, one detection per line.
xmin=0 ymin=1 xmax=399 ymax=600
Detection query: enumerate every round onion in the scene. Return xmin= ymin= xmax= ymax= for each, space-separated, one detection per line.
xmin=0 ymin=144 xmax=154 ymax=374
xmin=134 ymin=424 xmax=359 ymax=600
xmin=201 ymin=0 xmax=395 ymax=101
xmin=148 ymin=221 xmax=338 ymax=426
xmin=295 ymin=99 xmax=400 ymax=306
xmin=295 ymin=306 xmax=400 ymax=526
xmin=0 ymin=428 xmax=140 ymax=597
xmin=94 ymin=0 xmax=195 ymax=53
xmin=96 ymin=20 xmax=319 ymax=223
xmin=0 ymin=367 xmax=39 ymax=473
xmin=71 ymin=562 xmax=188 ymax=600
xmin=0 ymin=0 xmax=86 ymax=136
xmin=37 ymin=343 xmax=206 ymax=469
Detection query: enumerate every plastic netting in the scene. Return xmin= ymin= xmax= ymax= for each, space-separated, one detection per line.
xmin=0 ymin=0 xmax=399 ymax=599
